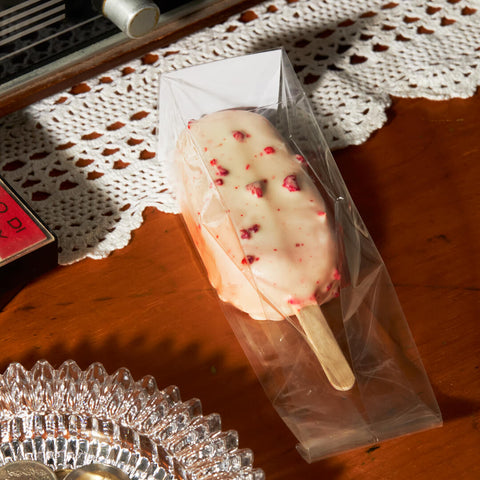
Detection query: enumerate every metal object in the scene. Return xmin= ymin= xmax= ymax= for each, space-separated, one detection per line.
xmin=0 ymin=460 xmax=57 ymax=480
xmin=63 ymin=464 xmax=131 ymax=480
xmin=54 ymin=469 xmax=73 ymax=480
xmin=102 ymin=0 xmax=159 ymax=38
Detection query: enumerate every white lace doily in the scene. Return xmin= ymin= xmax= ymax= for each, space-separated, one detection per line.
xmin=1 ymin=0 xmax=479 ymax=265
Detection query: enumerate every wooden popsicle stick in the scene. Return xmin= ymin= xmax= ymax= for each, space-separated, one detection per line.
xmin=296 ymin=304 xmax=355 ymax=391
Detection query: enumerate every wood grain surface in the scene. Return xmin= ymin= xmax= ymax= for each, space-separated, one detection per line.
xmin=0 ymin=31 xmax=479 ymax=479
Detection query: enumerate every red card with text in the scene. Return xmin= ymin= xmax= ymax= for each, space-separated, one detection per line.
xmin=0 ymin=183 xmax=47 ymax=261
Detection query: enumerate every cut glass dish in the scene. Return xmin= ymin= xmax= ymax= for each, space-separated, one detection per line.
xmin=0 ymin=360 xmax=264 ymax=480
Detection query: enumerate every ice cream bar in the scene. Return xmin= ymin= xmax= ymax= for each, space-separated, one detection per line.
xmin=175 ymin=110 xmax=354 ymax=390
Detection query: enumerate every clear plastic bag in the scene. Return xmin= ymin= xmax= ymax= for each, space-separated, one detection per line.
xmin=158 ymin=49 xmax=442 ymax=462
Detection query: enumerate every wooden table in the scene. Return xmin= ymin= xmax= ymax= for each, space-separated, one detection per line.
xmin=1 ymin=90 xmax=478 ymax=479
xmin=1 ymin=7 xmax=479 ymax=477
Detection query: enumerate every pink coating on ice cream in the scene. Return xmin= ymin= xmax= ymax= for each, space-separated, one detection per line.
xmin=175 ymin=110 xmax=340 ymax=320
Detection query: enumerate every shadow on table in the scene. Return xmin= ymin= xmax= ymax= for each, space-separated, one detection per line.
xmin=432 ymin=387 xmax=480 ymax=424
xmin=0 ymin=110 xmax=124 ymax=265
xmin=4 ymin=334 xmax=347 ymax=480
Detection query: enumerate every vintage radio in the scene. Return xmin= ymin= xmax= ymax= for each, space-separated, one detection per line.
xmin=0 ymin=0 xmax=251 ymax=114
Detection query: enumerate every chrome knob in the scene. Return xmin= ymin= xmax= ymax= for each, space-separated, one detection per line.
xmin=100 ymin=0 xmax=160 ymax=38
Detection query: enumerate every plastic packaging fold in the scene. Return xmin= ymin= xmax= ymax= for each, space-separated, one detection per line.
xmin=158 ymin=49 xmax=442 ymax=462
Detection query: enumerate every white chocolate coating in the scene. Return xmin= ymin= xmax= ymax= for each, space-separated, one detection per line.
xmin=175 ymin=110 xmax=340 ymax=320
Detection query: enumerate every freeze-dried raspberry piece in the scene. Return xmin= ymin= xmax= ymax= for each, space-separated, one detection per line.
xmin=240 ymin=223 xmax=260 ymax=240
xmin=264 ymin=146 xmax=275 ymax=154
xmin=233 ymin=130 xmax=245 ymax=141
xmin=214 ymin=178 xmax=224 ymax=186
xmin=282 ymin=174 xmax=300 ymax=192
xmin=287 ymin=297 xmax=301 ymax=306
xmin=241 ymin=255 xmax=258 ymax=265
xmin=295 ymin=154 xmax=306 ymax=164
xmin=246 ymin=181 xmax=265 ymax=197
xmin=240 ymin=229 xmax=251 ymax=239
xmin=216 ymin=165 xmax=229 ymax=176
